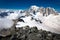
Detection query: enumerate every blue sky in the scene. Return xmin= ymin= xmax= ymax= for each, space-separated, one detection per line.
xmin=0 ymin=0 xmax=60 ymax=12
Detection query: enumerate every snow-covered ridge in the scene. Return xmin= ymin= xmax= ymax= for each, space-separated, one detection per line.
xmin=0 ymin=5 xmax=60 ymax=34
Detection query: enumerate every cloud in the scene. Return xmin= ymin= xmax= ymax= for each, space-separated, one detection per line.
xmin=0 ymin=18 xmax=14 ymax=29
xmin=7 ymin=12 xmax=19 ymax=20
xmin=43 ymin=14 xmax=60 ymax=34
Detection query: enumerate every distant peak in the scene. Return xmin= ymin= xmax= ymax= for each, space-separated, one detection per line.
xmin=30 ymin=5 xmax=39 ymax=9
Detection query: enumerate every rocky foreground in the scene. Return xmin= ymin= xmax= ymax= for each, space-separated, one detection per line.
xmin=0 ymin=26 xmax=60 ymax=40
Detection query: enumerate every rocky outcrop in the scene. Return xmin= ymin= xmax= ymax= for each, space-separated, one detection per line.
xmin=0 ymin=26 xmax=60 ymax=40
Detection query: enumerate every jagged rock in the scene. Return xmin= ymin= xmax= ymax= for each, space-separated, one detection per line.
xmin=46 ymin=33 xmax=53 ymax=40
xmin=10 ymin=34 xmax=18 ymax=40
xmin=53 ymin=34 xmax=60 ymax=40
xmin=0 ymin=26 xmax=60 ymax=40
xmin=27 ymin=33 xmax=41 ymax=40
xmin=18 ymin=35 xmax=26 ymax=40
xmin=0 ymin=29 xmax=11 ymax=37
xmin=23 ymin=25 xmax=30 ymax=30
xmin=17 ymin=18 xmax=25 ymax=22
xmin=30 ymin=27 xmax=38 ymax=33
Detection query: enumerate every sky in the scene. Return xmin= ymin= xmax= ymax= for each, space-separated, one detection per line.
xmin=0 ymin=0 xmax=60 ymax=12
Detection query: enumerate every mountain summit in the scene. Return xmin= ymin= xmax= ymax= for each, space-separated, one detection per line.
xmin=28 ymin=5 xmax=58 ymax=16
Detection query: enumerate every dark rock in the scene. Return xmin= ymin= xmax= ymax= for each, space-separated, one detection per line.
xmin=10 ymin=34 xmax=18 ymax=40
xmin=20 ymin=16 xmax=25 ymax=18
xmin=0 ymin=26 xmax=60 ymax=40
xmin=53 ymin=34 xmax=60 ymax=40
xmin=27 ymin=33 xmax=41 ymax=40
xmin=35 ymin=19 xmax=42 ymax=23
xmin=18 ymin=18 xmax=25 ymax=22
xmin=30 ymin=27 xmax=38 ymax=33
xmin=0 ymin=29 xmax=11 ymax=37
xmin=23 ymin=25 xmax=30 ymax=30
xmin=0 ymin=12 xmax=8 ymax=17
xmin=31 ymin=17 xmax=34 ymax=20
xmin=18 ymin=35 xmax=26 ymax=40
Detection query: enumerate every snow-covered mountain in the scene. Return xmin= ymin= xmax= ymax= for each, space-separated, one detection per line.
xmin=0 ymin=5 xmax=60 ymax=34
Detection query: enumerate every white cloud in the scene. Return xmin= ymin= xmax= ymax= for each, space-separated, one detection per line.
xmin=7 ymin=13 xmax=19 ymax=20
xmin=43 ymin=14 xmax=60 ymax=34
xmin=0 ymin=18 xmax=14 ymax=29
